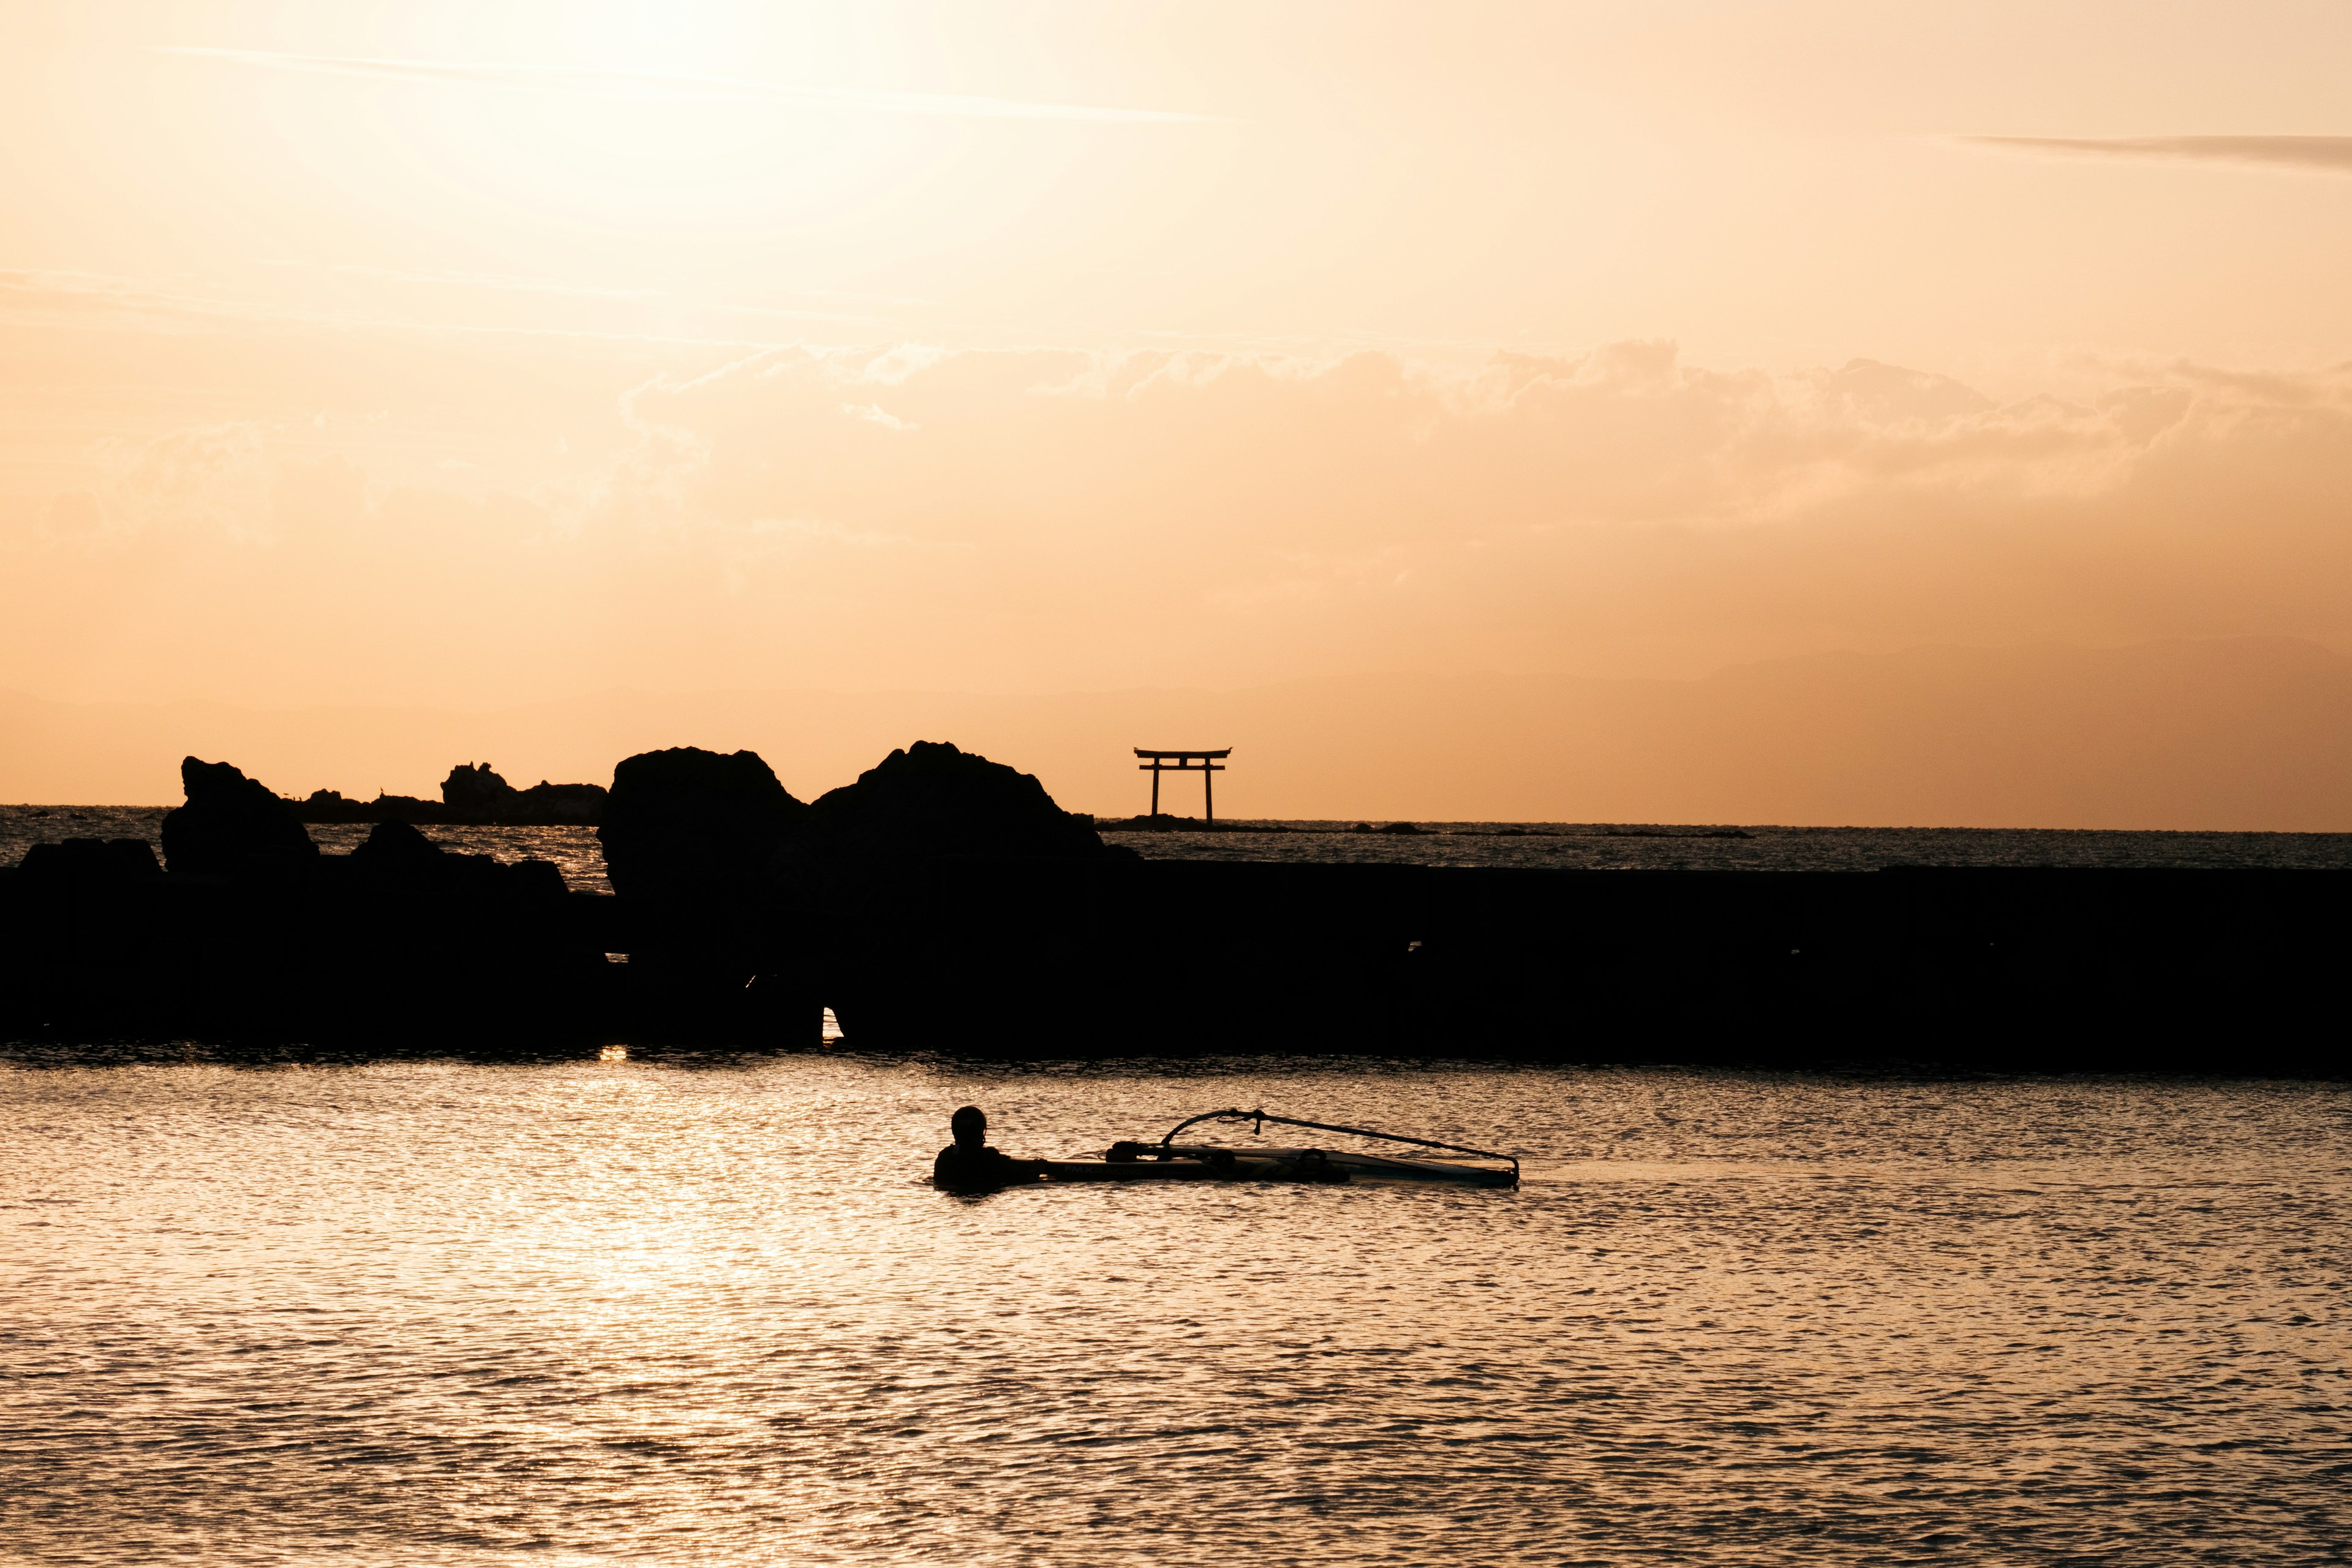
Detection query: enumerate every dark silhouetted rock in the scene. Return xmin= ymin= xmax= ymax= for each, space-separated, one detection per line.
xmin=292 ymin=771 xmax=604 ymax=826
xmin=596 ymin=747 xmax=808 ymax=1022
xmin=599 ymin=747 xmax=807 ymax=906
xmin=160 ymin=757 xmax=317 ymax=875
xmin=350 ymin=818 xmax=447 ymax=873
xmin=798 ymin=740 xmax=1114 ymax=865
xmin=511 ymin=780 xmax=606 ymax=825
xmin=293 ymin=789 xmax=449 ymax=824
xmin=19 ymin=837 xmax=161 ymax=883
xmin=344 ymin=818 xmax=571 ymax=905
xmin=443 ymin=763 xmax=518 ymax=819
xmin=796 ymin=743 xmax=1130 ymax=1054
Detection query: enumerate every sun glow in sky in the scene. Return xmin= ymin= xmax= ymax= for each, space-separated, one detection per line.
xmin=4 ymin=1 xmax=2352 ymax=813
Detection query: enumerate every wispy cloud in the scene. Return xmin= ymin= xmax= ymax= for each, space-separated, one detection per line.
xmin=842 ymin=402 xmax=918 ymax=432
xmin=0 ymin=268 xmax=290 ymax=331
xmin=1966 ymin=135 xmax=2352 ymax=174
xmin=159 ymin=47 xmax=1229 ymax=124
xmin=17 ymin=339 xmax=2352 ymax=748
xmin=0 ymin=266 xmax=783 ymax=350
xmin=317 ymin=265 xmax=667 ymax=300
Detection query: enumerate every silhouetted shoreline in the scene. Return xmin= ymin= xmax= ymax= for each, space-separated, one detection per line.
xmin=4 ymin=745 xmax=2349 ymax=1074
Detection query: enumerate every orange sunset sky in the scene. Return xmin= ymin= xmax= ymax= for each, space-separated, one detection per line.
xmin=4 ymin=2 xmax=2351 ymax=822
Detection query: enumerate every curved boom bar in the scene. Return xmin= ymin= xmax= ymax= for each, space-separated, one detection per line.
xmin=1158 ymin=1107 xmax=1518 ymax=1182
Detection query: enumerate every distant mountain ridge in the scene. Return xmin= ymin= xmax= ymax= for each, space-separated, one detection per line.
xmin=4 ymin=637 xmax=2348 ymax=830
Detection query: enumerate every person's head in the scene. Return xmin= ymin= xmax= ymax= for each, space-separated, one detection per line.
xmin=951 ymin=1105 xmax=987 ymax=1148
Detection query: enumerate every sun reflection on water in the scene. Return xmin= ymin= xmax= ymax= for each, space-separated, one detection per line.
xmin=2 ymin=1058 xmax=2345 ymax=1564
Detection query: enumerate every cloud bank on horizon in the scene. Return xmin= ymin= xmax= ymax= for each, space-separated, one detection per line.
xmin=7 ymin=329 xmax=2351 ymax=712
xmin=5 ymin=0 xmax=2352 ymax=741
xmin=1968 ymin=135 xmax=2352 ymax=174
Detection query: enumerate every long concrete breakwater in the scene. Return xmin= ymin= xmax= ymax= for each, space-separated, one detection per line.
xmin=6 ymin=846 xmax=2345 ymax=1070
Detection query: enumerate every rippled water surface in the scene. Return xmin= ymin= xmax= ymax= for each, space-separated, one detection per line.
xmin=4 ymin=1057 xmax=2346 ymax=1566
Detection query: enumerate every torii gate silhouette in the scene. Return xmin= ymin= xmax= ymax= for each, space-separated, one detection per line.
xmin=1134 ymin=748 xmax=1231 ymax=821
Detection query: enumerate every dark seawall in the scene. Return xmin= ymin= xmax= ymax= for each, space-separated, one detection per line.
xmin=4 ymin=848 xmax=2344 ymax=1071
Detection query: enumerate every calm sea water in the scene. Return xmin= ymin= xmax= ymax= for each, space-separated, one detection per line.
xmin=2 ymin=1055 xmax=2345 ymax=1566
xmin=9 ymin=804 xmax=2352 ymax=894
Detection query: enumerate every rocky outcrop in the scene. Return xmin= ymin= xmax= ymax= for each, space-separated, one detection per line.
xmin=595 ymin=747 xmax=809 ymax=1025
xmin=442 ymin=763 xmax=516 ymax=819
xmin=18 ymin=837 xmax=161 ymax=884
xmin=790 ymin=741 xmax=1131 ymax=1052
xmin=347 ymin=818 xmax=450 ymax=878
xmin=160 ymin=757 xmax=317 ymax=875
xmin=344 ymin=818 xmax=568 ymax=899
xmin=292 ymin=772 xmax=608 ymax=826
xmin=510 ymin=780 xmax=606 ymax=825
xmin=7 ymin=763 xmax=600 ymax=1047
xmin=295 ymin=789 xmax=443 ymax=824
xmin=796 ymin=740 xmax=1118 ymax=867
xmin=599 ymin=747 xmax=807 ymax=905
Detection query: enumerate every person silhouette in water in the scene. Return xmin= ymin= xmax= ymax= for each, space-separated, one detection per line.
xmin=932 ymin=1105 xmax=1039 ymax=1191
